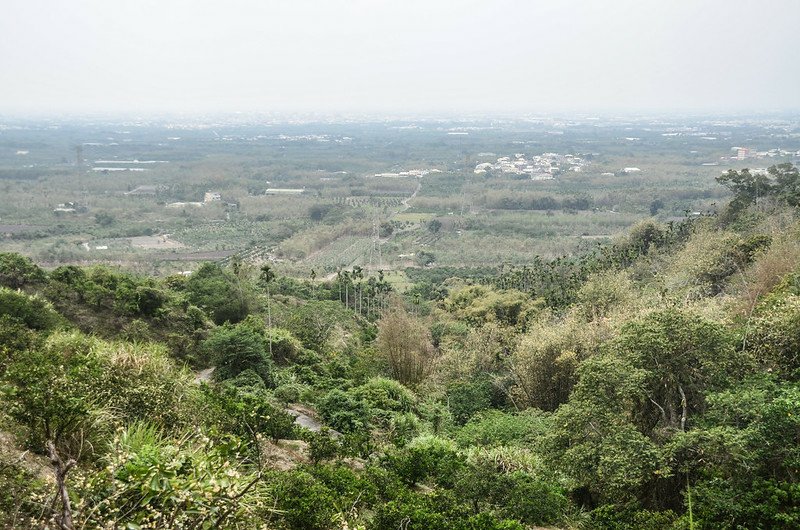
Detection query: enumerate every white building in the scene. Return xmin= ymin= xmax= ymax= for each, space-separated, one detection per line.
xmin=204 ymin=191 xmax=222 ymax=203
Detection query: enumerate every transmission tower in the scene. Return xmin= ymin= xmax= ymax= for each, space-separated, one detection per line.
xmin=368 ymin=217 xmax=382 ymax=271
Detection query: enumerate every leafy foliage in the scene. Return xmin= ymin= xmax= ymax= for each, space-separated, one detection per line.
xmin=75 ymin=425 xmax=271 ymax=529
xmin=204 ymin=322 xmax=274 ymax=385
xmin=185 ymin=262 xmax=253 ymax=324
xmin=0 ymin=252 xmax=46 ymax=289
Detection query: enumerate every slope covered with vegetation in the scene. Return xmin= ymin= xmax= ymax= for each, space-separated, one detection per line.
xmin=0 ymin=164 xmax=798 ymax=529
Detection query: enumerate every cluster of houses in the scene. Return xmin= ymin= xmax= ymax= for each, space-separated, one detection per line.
xmin=474 ymin=153 xmax=589 ymax=180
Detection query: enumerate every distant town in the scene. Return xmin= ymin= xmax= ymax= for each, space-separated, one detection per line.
xmin=474 ymin=152 xmax=591 ymax=180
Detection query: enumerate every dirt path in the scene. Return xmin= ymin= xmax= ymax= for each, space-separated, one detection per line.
xmin=193 ymin=368 xmax=341 ymax=437
xmin=395 ymin=180 xmax=422 ymax=216
xmin=194 ymin=367 xmax=215 ymax=383
xmin=286 ymin=405 xmax=342 ymax=437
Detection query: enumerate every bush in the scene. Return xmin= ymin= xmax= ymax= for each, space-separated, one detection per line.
xmin=502 ymin=472 xmax=569 ymax=525
xmin=0 ymin=314 xmax=41 ymax=373
xmin=208 ymin=385 xmax=296 ymax=442
xmin=3 ymin=331 xmax=198 ymax=454
xmin=447 ymin=379 xmax=494 ymax=425
xmin=0 ymin=287 xmax=61 ymax=331
xmin=76 ymin=425 xmax=271 ymax=528
xmin=588 ymin=504 xmax=678 ymax=530
xmin=97 ymin=338 xmax=197 ymax=429
xmin=0 ymin=252 xmax=45 ymax=289
xmin=748 ymin=294 xmax=800 ymax=376
xmin=307 ymin=428 xmax=341 ymax=463
xmin=387 ymin=412 xmax=422 ymax=446
xmin=225 ymin=368 xmax=267 ymax=390
xmin=385 ymin=435 xmax=464 ymax=487
xmin=273 ymin=382 xmax=307 ymax=403
xmin=317 ymin=389 xmax=370 ymax=433
xmin=263 ymin=326 xmax=308 ymax=364
xmin=270 ymin=470 xmax=340 ymax=530
xmin=455 ymin=409 xmax=549 ymax=448
xmin=204 ymin=323 xmax=274 ymax=385
xmin=351 ymin=376 xmax=417 ymax=413
xmin=454 ymin=461 xmax=568 ymax=525
xmin=691 ymin=477 xmax=800 ymax=529
xmin=575 ymin=270 xmax=634 ymax=321
xmin=445 ymin=285 xmax=540 ymax=328
xmin=0 ymin=458 xmax=49 ymax=528
xmin=285 ymin=300 xmax=356 ymax=353
xmin=49 ymin=265 xmax=88 ymax=297
xmin=2 ymin=332 xmax=106 ymax=452
xmin=185 ymin=262 xmax=252 ymax=324
xmin=373 ymin=489 xmax=525 ymax=530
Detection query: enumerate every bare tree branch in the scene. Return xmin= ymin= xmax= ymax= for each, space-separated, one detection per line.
xmin=46 ymin=440 xmax=76 ymax=530
xmin=678 ymin=384 xmax=688 ymax=432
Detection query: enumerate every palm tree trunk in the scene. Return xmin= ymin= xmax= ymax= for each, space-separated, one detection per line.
xmin=267 ymin=286 xmax=273 ymax=358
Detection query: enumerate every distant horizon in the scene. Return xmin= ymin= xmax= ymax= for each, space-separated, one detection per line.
xmin=2 ymin=0 xmax=798 ymax=117
xmin=2 ymin=108 xmax=800 ymax=124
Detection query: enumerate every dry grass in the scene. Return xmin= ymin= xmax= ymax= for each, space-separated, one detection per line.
xmin=731 ymin=218 xmax=800 ymax=316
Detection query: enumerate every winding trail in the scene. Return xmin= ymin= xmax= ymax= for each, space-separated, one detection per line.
xmin=394 ymin=180 xmax=422 ymax=217
xmin=286 ymin=405 xmax=342 ymax=438
xmin=194 ymin=367 xmax=341 ymax=437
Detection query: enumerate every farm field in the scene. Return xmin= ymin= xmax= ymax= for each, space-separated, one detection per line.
xmin=1 ymin=115 xmax=798 ymax=279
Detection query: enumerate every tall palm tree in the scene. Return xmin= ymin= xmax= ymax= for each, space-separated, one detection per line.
xmin=259 ymin=264 xmax=276 ymax=358
xmin=342 ymin=270 xmax=351 ymax=309
xmin=366 ymin=276 xmax=377 ymax=318
xmin=353 ymin=266 xmax=363 ymax=315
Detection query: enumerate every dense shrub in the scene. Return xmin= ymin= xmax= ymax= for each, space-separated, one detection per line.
xmin=455 ymin=461 xmax=568 ymax=526
xmin=75 ymin=425 xmax=271 ymax=528
xmin=692 ymin=477 xmax=800 ymax=529
xmin=185 ymin=262 xmax=253 ymax=324
xmin=588 ymin=504 xmax=678 ymax=530
xmin=270 ymin=464 xmax=372 ymax=530
xmin=384 ymin=435 xmax=464 ymax=487
xmin=317 ymin=389 xmax=370 ymax=433
xmin=204 ymin=323 xmax=274 ymax=385
xmin=205 ymin=384 xmax=296 ymax=443
xmin=748 ymin=294 xmax=800 ymax=377
xmin=373 ymin=489 xmax=525 ymax=530
xmin=0 ymin=252 xmax=45 ymax=289
xmin=0 ymin=287 xmax=61 ymax=331
xmin=2 ymin=331 xmax=198 ymax=454
xmin=351 ymin=376 xmax=416 ymax=413
xmin=455 ymin=409 xmax=549 ymax=448
xmin=0 ymin=458 xmax=49 ymax=528
xmin=264 ymin=326 xmax=309 ymax=364
xmin=446 ymin=378 xmax=494 ymax=425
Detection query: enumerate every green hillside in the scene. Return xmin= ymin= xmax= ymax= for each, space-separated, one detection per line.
xmin=0 ymin=165 xmax=798 ymax=529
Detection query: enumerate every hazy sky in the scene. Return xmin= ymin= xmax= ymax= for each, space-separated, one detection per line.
xmin=1 ymin=0 xmax=799 ymax=116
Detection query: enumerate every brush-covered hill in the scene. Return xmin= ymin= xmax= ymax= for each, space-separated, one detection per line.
xmin=0 ymin=164 xmax=798 ymax=529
